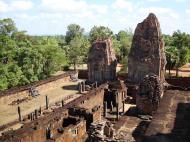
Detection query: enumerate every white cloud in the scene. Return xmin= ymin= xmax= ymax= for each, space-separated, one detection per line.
xmin=0 ymin=0 xmax=8 ymax=12
xmin=112 ymin=0 xmax=134 ymax=12
xmin=41 ymin=0 xmax=87 ymax=13
xmin=146 ymin=0 xmax=162 ymax=2
xmin=175 ymin=0 xmax=186 ymax=3
xmin=139 ymin=7 xmax=179 ymax=19
xmin=90 ymin=5 xmax=108 ymax=15
xmin=0 ymin=0 xmax=33 ymax=13
xmin=38 ymin=0 xmax=109 ymax=28
xmin=10 ymin=0 xmax=33 ymax=11
xmin=186 ymin=9 xmax=190 ymax=15
xmin=40 ymin=0 xmax=108 ymax=15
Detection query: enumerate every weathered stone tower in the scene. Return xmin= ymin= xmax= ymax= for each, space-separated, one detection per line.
xmin=87 ymin=39 xmax=117 ymax=83
xmin=128 ymin=13 xmax=166 ymax=85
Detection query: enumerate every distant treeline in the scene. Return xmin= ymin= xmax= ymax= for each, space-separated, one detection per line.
xmin=0 ymin=18 xmax=189 ymax=90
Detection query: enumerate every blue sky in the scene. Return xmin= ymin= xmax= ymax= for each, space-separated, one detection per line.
xmin=0 ymin=0 xmax=190 ymax=35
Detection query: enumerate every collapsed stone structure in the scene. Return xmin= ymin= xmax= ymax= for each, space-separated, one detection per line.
xmin=88 ymin=121 xmax=116 ymax=141
xmin=136 ymin=74 xmax=161 ymax=114
xmin=128 ymin=13 xmax=166 ymax=86
xmin=104 ymin=81 xmax=127 ymax=120
xmin=87 ymin=39 xmax=117 ymax=83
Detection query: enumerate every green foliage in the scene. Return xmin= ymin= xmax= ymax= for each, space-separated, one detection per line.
xmin=89 ymin=26 xmax=113 ymax=42
xmin=165 ymin=30 xmax=190 ymax=76
xmin=115 ymin=30 xmax=133 ymax=63
xmin=0 ymin=18 xmax=17 ymax=35
xmin=163 ymin=34 xmax=173 ymax=46
xmin=64 ymin=24 xmax=90 ymax=70
xmin=119 ymin=56 xmax=128 ymax=73
xmin=0 ymin=18 xmax=68 ymax=90
xmin=65 ymin=24 xmax=84 ymax=44
xmin=165 ymin=46 xmax=179 ymax=70
xmin=172 ymin=30 xmax=190 ymax=49
xmin=178 ymin=47 xmax=190 ymax=67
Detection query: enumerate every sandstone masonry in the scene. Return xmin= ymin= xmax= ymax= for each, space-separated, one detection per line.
xmin=128 ymin=13 xmax=166 ymax=85
xmin=88 ymin=39 xmax=117 ymax=83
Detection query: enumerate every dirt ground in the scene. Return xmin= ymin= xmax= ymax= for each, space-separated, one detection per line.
xmin=166 ymin=63 xmax=190 ymax=77
xmin=166 ymin=70 xmax=190 ymax=77
xmin=69 ymin=64 xmax=122 ymax=72
xmin=0 ymin=81 xmax=80 ymax=126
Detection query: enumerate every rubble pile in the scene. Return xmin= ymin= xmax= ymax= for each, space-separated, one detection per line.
xmin=136 ymin=74 xmax=162 ymax=114
xmin=88 ymin=121 xmax=118 ymax=142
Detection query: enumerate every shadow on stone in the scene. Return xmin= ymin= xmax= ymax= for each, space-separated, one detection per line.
xmin=62 ymin=85 xmax=78 ymax=90
xmin=136 ymin=103 xmax=190 ymax=142
xmin=125 ymin=106 xmax=138 ymax=117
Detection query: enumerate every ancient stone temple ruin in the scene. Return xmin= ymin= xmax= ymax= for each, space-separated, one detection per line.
xmin=87 ymin=39 xmax=117 ymax=83
xmin=128 ymin=13 xmax=166 ymax=85
xmin=127 ymin=13 xmax=166 ymax=114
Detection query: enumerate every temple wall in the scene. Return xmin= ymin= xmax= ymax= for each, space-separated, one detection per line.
xmin=0 ymin=71 xmax=75 ymax=105
xmin=166 ymin=77 xmax=190 ymax=88
xmin=0 ymin=84 xmax=107 ymax=142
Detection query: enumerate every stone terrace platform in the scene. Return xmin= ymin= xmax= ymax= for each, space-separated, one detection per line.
xmin=144 ymin=90 xmax=190 ymax=142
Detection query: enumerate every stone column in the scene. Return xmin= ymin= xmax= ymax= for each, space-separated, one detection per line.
xmin=116 ymin=103 xmax=119 ymax=120
xmin=18 ymin=106 xmax=22 ymax=122
xmin=35 ymin=109 xmax=38 ymax=119
xmin=62 ymin=100 xmax=64 ymax=107
xmin=110 ymin=101 xmax=113 ymax=112
xmin=122 ymin=101 xmax=125 ymax=113
xmin=78 ymin=82 xmax=82 ymax=93
xmin=104 ymin=102 xmax=107 ymax=117
xmin=115 ymin=91 xmax=119 ymax=104
xmin=39 ymin=106 xmax=42 ymax=115
xmin=46 ymin=95 xmax=49 ymax=109
xmin=95 ymin=81 xmax=98 ymax=88
xmin=33 ymin=112 xmax=35 ymax=120
xmin=30 ymin=112 xmax=33 ymax=121
xmin=82 ymin=81 xmax=85 ymax=92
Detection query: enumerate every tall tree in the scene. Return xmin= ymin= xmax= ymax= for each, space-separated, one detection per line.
xmin=65 ymin=24 xmax=84 ymax=44
xmin=165 ymin=46 xmax=179 ymax=76
xmin=65 ymin=24 xmax=90 ymax=70
xmin=89 ymin=26 xmax=113 ymax=42
xmin=0 ymin=18 xmax=17 ymax=36
xmin=115 ymin=30 xmax=133 ymax=63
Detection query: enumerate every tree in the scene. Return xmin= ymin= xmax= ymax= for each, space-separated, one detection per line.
xmin=66 ymin=37 xmax=90 ymax=70
xmin=64 ymin=24 xmax=90 ymax=70
xmin=0 ymin=18 xmax=17 ymax=36
xmin=65 ymin=24 xmax=84 ymax=44
xmin=172 ymin=30 xmax=190 ymax=49
xmin=89 ymin=26 xmax=113 ymax=42
xmin=12 ymin=31 xmax=31 ymax=48
xmin=165 ymin=30 xmax=190 ymax=77
xmin=0 ymin=18 xmax=70 ymax=90
xmin=41 ymin=45 xmax=67 ymax=76
xmin=165 ymin=46 xmax=179 ymax=76
xmin=115 ymin=30 xmax=133 ymax=63
xmin=163 ymin=34 xmax=172 ymax=46
xmin=0 ymin=64 xmax=8 ymax=90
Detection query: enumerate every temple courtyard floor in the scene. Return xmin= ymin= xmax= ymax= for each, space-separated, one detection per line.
xmin=0 ymin=81 xmax=81 ymax=127
xmin=112 ymin=90 xmax=190 ymax=142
